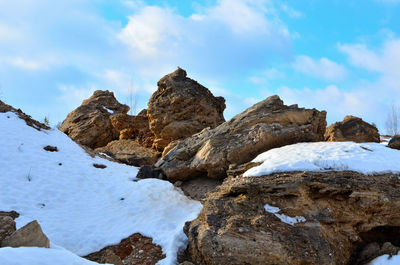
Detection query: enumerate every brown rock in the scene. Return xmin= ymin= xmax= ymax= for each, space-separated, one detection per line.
xmin=1 ymin=220 xmax=50 ymax=248
xmin=325 ymin=115 xmax=380 ymax=143
xmin=184 ymin=171 xmax=400 ymax=265
xmin=154 ymin=95 xmax=327 ymax=180
xmin=60 ymin=90 xmax=129 ymax=149
xmin=147 ymin=68 xmax=226 ymax=151
xmin=85 ymin=233 xmax=165 ymax=265
xmin=0 ymin=216 xmax=16 ymax=243
xmin=96 ymin=140 xmax=159 ymax=167
xmin=388 ymin=135 xmax=400 ymax=150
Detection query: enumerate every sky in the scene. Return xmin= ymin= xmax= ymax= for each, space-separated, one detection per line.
xmin=0 ymin=0 xmax=400 ymax=133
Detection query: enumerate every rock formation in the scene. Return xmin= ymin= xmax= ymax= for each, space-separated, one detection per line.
xmin=1 ymin=220 xmax=50 ymax=248
xmin=388 ymin=135 xmax=400 ymax=150
xmin=324 ymin=115 xmax=380 ymax=143
xmin=184 ymin=171 xmax=400 ymax=265
xmin=60 ymin=90 xmax=129 ymax=149
xmin=152 ymin=95 xmax=327 ymax=181
xmin=147 ymin=68 xmax=226 ymax=151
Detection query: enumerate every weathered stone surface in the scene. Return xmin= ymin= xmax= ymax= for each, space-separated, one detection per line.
xmin=155 ymin=95 xmax=327 ymax=180
xmin=325 ymin=115 xmax=380 ymax=143
xmin=176 ymin=177 xmax=222 ymax=201
xmin=1 ymin=220 xmax=50 ymax=248
xmin=0 ymin=216 xmax=16 ymax=243
xmin=148 ymin=68 xmax=226 ymax=151
xmin=85 ymin=233 xmax=165 ymax=265
xmin=96 ymin=140 xmax=159 ymax=167
xmin=388 ymin=135 xmax=400 ymax=150
xmin=60 ymin=90 xmax=129 ymax=149
xmin=184 ymin=171 xmax=400 ymax=265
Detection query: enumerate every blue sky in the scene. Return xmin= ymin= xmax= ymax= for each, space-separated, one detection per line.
xmin=0 ymin=0 xmax=400 ymax=133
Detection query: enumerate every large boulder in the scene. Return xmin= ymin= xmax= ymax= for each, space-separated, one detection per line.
xmin=153 ymin=95 xmax=327 ymax=181
xmin=147 ymin=68 xmax=226 ymax=151
xmin=388 ymin=135 xmax=400 ymax=150
xmin=60 ymin=90 xmax=129 ymax=149
xmin=324 ymin=115 xmax=380 ymax=143
xmin=184 ymin=171 xmax=400 ymax=265
xmin=1 ymin=220 xmax=50 ymax=248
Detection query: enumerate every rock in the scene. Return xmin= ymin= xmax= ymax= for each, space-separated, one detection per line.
xmin=1 ymin=220 xmax=50 ymax=248
xmin=60 ymin=90 xmax=129 ymax=149
xmin=110 ymin=109 xmax=155 ymax=148
xmin=155 ymin=95 xmax=327 ymax=180
xmin=85 ymin=233 xmax=165 ymax=265
xmin=324 ymin=115 xmax=380 ymax=143
xmin=137 ymin=165 xmax=167 ymax=180
xmin=388 ymin=135 xmax=400 ymax=150
xmin=147 ymin=68 xmax=226 ymax=151
xmin=184 ymin=171 xmax=400 ymax=265
xmin=179 ymin=177 xmax=223 ymax=201
xmin=0 ymin=216 xmax=16 ymax=243
xmin=96 ymin=140 xmax=159 ymax=167
xmin=0 ymin=211 xmax=19 ymax=220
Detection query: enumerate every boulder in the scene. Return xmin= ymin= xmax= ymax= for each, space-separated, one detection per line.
xmin=96 ymin=140 xmax=159 ymax=167
xmin=324 ymin=115 xmax=380 ymax=143
xmin=0 ymin=216 xmax=16 ymax=243
xmin=147 ymin=68 xmax=226 ymax=151
xmin=60 ymin=90 xmax=129 ymax=149
xmin=184 ymin=171 xmax=400 ymax=265
xmin=388 ymin=135 xmax=400 ymax=150
xmin=1 ymin=220 xmax=50 ymax=248
xmin=85 ymin=233 xmax=165 ymax=265
xmin=153 ymin=95 xmax=327 ymax=181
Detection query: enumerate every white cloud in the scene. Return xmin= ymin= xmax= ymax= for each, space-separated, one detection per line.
xmin=249 ymin=68 xmax=285 ymax=84
xmin=280 ymin=3 xmax=303 ymax=18
xmin=6 ymin=57 xmax=43 ymax=71
xmin=292 ymin=55 xmax=348 ymax=81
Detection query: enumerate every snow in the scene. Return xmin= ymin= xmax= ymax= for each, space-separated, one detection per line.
xmin=244 ymin=141 xmax=400 ymax=177
xmin=102 ymin=107 xmax=114 ymax=114
xmin=0 ymin=112 xmax=202 ymax=265
xmin=264 ymin=204 xmax=306 ymax=226
xmin=0 ymin=247 xmax=105 ymax=265
xmin=369 ymin=254 xmax=400 ymax=265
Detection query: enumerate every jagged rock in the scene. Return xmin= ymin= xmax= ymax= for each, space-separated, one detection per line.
xmin=147 ymin=68 xmax=226 ymax=151
xmin=0 ymin=216 xmax=16 ymax=243
xmin=324 ymin=115 xmax=380 ymax=143
xmin=85 ymin=233 xmax=165 ymax=265
xmin=388 ymin=135 xmax=400 ymax=150
xmin=1 ymin=220 xmax=50 ymax=248
xmin=110 ymin=109 xmax=155 ymax=148
xmin=155 ymin=95 xmax=327 ymax=180
xmin=184 ymin=171 xmax=400 ymax=265
xmin=60 ymin=90 xmax=129 ymax=149
xmin=96 ymin=140 xmax=159 ymax=167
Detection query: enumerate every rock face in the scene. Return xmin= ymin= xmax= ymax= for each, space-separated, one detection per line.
xmin=154 ymin=95 xmax=327 ymax=180
xmin=388 ymin=135 xmax=400 ymax=150
xmin=1 ymin=220 xmax=50 ymax=248
xmin=0 ymin=216 xmax=16 ymax=243
xmin=85 ymin=233 xmax=165 ymax=265
xmin=324 ymin=115 xmax=380 ymax=143
xmin=96 ymin=140 xmax=159 ymax=167
xmin=184 ymin=171 xmax=400 ymax=265
xmin=60 ymin=90 xmax=129 ymax=149
xmin=147 ymin=68 xmax=226 ymax=151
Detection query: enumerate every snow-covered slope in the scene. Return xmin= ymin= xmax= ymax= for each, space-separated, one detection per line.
xmin=244 ymin=141 xmax=400 ymax=177
xmin=0 ymin=112 xmax=202 ymax=265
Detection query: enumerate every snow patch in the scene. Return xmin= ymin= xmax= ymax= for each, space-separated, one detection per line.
xmin=264 ymin=204 xmax=306 ymax=226
xmin=369 ymin=254 xmax=400 ymax=265
xmin=244 ymin=142 xmax=400 ymax=177
xmin=103 ymin=106 xmax=114 ymax=114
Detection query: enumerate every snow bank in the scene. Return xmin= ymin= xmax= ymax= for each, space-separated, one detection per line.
xmin=244 ymin=142 xmax=400 ymax=177
xmin=369 ymin=254 xmax=400 ymax=265
xmin=264 ymin=204 xmax=306 ymax=226
xmin=0 ymin=112 xmax=202 ymax=265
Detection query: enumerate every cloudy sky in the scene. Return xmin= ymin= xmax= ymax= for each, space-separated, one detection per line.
xmin=0 ymin=0 xmax=399 ymax=132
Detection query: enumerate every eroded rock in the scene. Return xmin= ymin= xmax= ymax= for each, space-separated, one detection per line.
xmin=1 ymin=220 xmax=50 ymax=248
xmin=388 ymin=135 xmax=400 ymax=150
xmin=325 ymin=115 xmax=380 ymax=143
xmin=155 ymin=95 xmax=327 ymax=180
xmin=148 ymin=68 xmax=226 ymax=151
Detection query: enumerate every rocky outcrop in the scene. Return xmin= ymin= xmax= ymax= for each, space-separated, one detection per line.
xmin=0 ymin=216 xmax=16 ymax=243
xmin=153 ymin=95 xmax=327 ymax=181
xmin=324 ymin=115 xmax=380 ymax=143
xmin=85 ymin=233 xmax=165 ymax=265
xmin=184 ymin=171 xmax=400 ymax=265
xmin=147 ymin=68 xmax=226 ymax=151
xmin=96 ymin=140 xmax=159 ymax=167
xmin=388 ymin=135 xmax=400 ymax=150
xmin=1 ymin=220 xmax=50 ymax=248
xmin=60 ymin=90 xmax=129 ymax=149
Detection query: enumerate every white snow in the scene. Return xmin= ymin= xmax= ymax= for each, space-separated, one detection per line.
xmin=0 ymin=112 xmax=202 ymax=265
xmin=264 ymin=204 xmax=306 ymax=226
xmin=0 ymin=247 xmax=105 ymax=265
xmin=102 ymin=106 xmax=114 ymax=114
xmin=244 ymin=142 xmax=400 ymax=177
xmin=369 ymin=254 xmax=400 ymax=265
